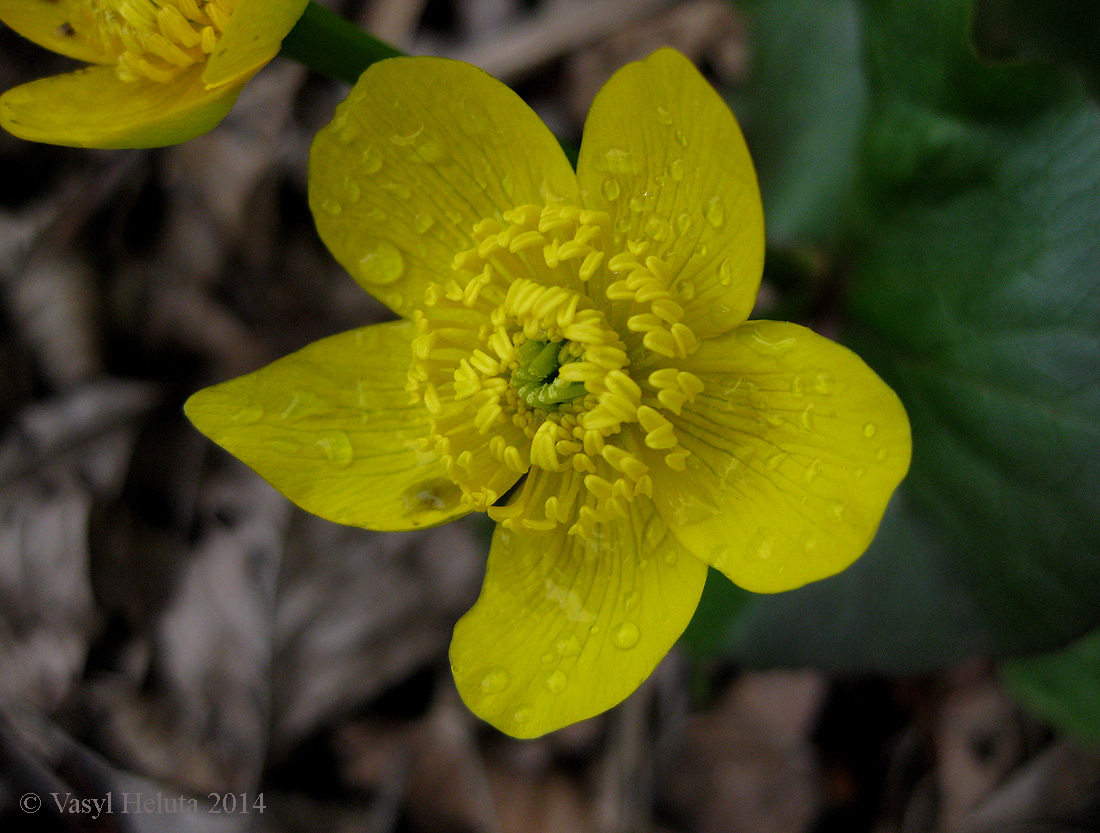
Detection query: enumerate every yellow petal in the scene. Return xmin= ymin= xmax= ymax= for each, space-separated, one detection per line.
xmin=577 ymin=48 xmax=764 ymax=338
xmin=309 ymin=56 xmax=578 ymax=317
xmin=0 ymin=65 xmax=242 ymax=148
xmin=185 ymin=320 xmax=470 ymax=531
xmin=0 ymin=0 xmax=114 ymax=64
xmin=451 ymin=491 xmax=707 ymax=738
xmin=647 ymin=320 xmax=910 ymax=593
xmin=202 ymin=0 xmax=309 ymax=88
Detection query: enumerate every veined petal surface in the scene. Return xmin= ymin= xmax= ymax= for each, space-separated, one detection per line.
xmin=577 ymin=48 xmax=764 ymax=339
xmin=203 ymin=0 xmax=309 ymax=88
xmin=309 ymin=57 xmax=579 ymax=319
xmin=451 ymin=491 xmax=707 ymax=738
xmin=185 ymin=321 xmax=470 ymax=531
xmin=0 ymin=65 xmax=242 ymax=148
xmin=647 ymin=320 xmax=910 ymax=593
xmin=0 ymin=0 xmax=112 ymax=63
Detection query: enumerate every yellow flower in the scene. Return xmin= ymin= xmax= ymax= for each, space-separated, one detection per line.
xmin=185 ymin=50 xmax=911 ymax=737
xmin=0 ymin=0 xmax=309 ymax=147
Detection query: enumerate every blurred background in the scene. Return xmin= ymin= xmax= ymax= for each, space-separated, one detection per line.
xmin=1 ymin=0 xmax=1099 ymax=831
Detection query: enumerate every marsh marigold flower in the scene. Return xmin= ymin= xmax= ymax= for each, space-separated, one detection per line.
xmin=0 ymin=0 xmax=308 ymax=147
xmin=186 ymin=50 xmax=910 ymax=737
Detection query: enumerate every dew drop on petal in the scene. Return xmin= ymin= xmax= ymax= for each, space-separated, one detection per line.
xmin=232 ymin=403 xmax=264 ymax=424
xmin=604 ymin=148 xmax=636 ymax=174
xmin=601 ymin=177 xmax=620 ymax=201
xmin=611 ymin=622 xmax=640 ymax=650
xmin=513 ymin=703 xmax=533 ymax=724
xmin=320 ymin=198 xmax=342 ymax=216
xmin=265 ymin=438 xmax=301 ymax=455
xmin=343 ymin=177 xmax=361 ymax=203
xmin=554 ymin=634 xmax=582 ymax=657
xmin=675 ymin=213 xmax=691 ymax=235
xmin=316 ymin=430 xmax=353 ymax=468
xmin=360 ymin=145 xmax=383 ymax=174
xmin=669 ymin=158 xmax=685 ymax=181
xmin=414 ymin=213 xmax=435 ymax=233
xmin=417 ymin=138 xmax=446 ymax=163
xmin=656 ymin=106 xmax=673 ymax=125
xmin=748 ymin=531 xmax=774 ymax=561
xmin=402 ymin=478 xmax=463 ymax=514
xmin=790 ymin=375 xmax=806 ymax=398
xmin=717 ymin=259 xmax=733 ymax=286
xmin=705 ymin=195 xmax=725 ymax=228
xmin=480 ymin=667 xmax=510 ymax=694
xmin=863 ymin=422 xmax=877 ymax=438
xmin=356 ymin=240 xmax=405 ymax=285
xmin=544 ymin=669 xmax=568 ymax=693
xmin=710 ymin=544 xmax=732 ymax=568
xmin=875 ymin=447 xmax=889 ymax=462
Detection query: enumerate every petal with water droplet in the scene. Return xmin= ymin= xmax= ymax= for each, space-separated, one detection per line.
xmin=185 ymin=320 xmax=471 ymax=531
xmin=644 ymin=320 xmax=911 ymax=593
xmin=450 ymin=494 xmax=706 ymax=738
xmin=576 ymin=48 xmax=763 ymax=337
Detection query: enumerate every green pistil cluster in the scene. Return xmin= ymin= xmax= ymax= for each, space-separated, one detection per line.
xmin=510 ymin=339 xmax=586 ymax=412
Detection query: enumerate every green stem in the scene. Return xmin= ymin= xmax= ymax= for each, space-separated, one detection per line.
xmin=280 ymin=1 xmax=404 ymax=85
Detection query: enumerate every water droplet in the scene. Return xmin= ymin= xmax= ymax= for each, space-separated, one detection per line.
xmin=389 ymin=124 xmax=423 ymax=146
xmin=384 ymin=292 xmax=405 ymax=309
xmin=402 ymin=478 xmax=462 ymax=514
xmin=343 ymin=177 xmax=361 ymax=203
xmin=281 ymin=391 xmax=332 ymax=421
xmin=679 ymin=280 xmax=696 ymax=300
xmin=544 ymin=669 xmax=568 ymax=693
xmin=705 ymin=195 xmax=725 ymax=228
xmin=669 ymin=158 xmax=684 ymax=181
xmin=382 ymin=181 xmax=411 ymax=200
xmin=611 ymin=622 xmax=640 ymax=650
xmin=414 ymin=212 xmax=435 ymax=233
xmin=478 ymin=666 xmax=509 ymax=693
xmin=798 ymin=405 xmax=814 ymax=432
xmin=232 ymin=403 xmax=264 ymax=424
xmin=710 ymin=544 xmax=733 ymax=567
xmin=332 ymin=114 xmax=359 ymax=144
xmin=320 ymin=198 xmax=342 ymax=216
xmin=644 ymin=214 xmax=669 ymax=240
xmin=639 ymin=559 xmax=650 ymax=571
xmin=624 ymin=591 xmax=640 ymax=610
xmin=875 ymin=447 xmax=889 ymax=462
xmin=801 ymin=458 xmax=821 ymax=485
xmin=316 ymin=430 xmax=353 ymax=468
xmin=664 ymin=551 xmax=678 ymax=566
xmin=554 ymin=634 xmax=581 ymax=657
xmin=790 ymin=375 xmax=806 ymax=398
xmin=863 ymin=422 xmax=877 ymax=438
xmin=656 ymin=106 xmax=673 ymax=125
xmin=513 ymin=703 xmax=533 ymax=724
xmin=854 ymin=467 xmax=866 ymax=479
xmin=367 ymin=208 xmax=386 ymax=222
xmin=356 ymin=239 xmax=405 ymax=285
xmin=749 ymin=531 xmax=774 ymax=561
xmin=360 ymin=145 xmax=382 ymax=174
xmin=674 ymin=129 xmax=687 ymax=146
xmin=828 ymin=501 xmax=845 ymax=521
xmin=813 ymin=373 xmax=833 ymax=394
xmin=417 ymin=138 xmax=446 ymax=163
xmin=629 ymin=196 xmax=646 ymax=213
xmin=541 ymin=653 xmax=554 ymax=664
xmin=717 ymin=259 xmax=733 ymax=286
xmin=674 ymin=213 xmax=691 ymax=235
xmin=601 ymin=177 xmax=621 ymax=201
xmin=604 ymin=148 xmax=636 ymax=174
xmin=695 ymin=243 xmax=708 ymax=257
xmin=501 ymin=174 xmax=515 ymax=198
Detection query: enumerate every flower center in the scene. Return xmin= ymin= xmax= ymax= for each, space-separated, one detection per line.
xmin=510 ymin=339 xmax=586 ymax=411
xmin=407 ymin=203 xmax=706 ymax=539
xmin=74 ymin=0 xmax=235 ymax=83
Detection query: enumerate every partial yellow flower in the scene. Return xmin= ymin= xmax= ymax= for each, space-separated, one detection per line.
xmin=0 ymin=0 xmax=309 ymax=147
xmin=185 ymin=50 xmax=911 ymax=737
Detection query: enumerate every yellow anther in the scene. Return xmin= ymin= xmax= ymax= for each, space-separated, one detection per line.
xmin=583 ymin=475 xmax=614 ymax=500
xmin=504 ymin=445 xmax=527 ymax=473
xmin=642 ymin=328 xmax=678 ymax=357
xmin=664 ymin=449 xmax=691 ymax=471
xmin=650 ymin=297 xmax=684 ymax=324
xmin=579 ymin=250 xmax=604 ymax=281
xmin=627 ymin=313 xmax=664 ymax=333
xmin=670 ymin=322 xmax=698 ymax=356
xmin=644 ymin=256 xmax=673 ymax=284
xmin=657 ymin=389 xmax=688 ymax=414
xmin=509 ymin=230 xmax=546 ymax=253
xmin=423 ymin=383 xmax=443 ymax=416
